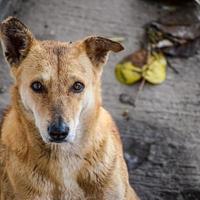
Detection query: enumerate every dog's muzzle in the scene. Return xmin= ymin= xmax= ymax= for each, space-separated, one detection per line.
xmin=47 ymin=117 xmax=69 ymax=143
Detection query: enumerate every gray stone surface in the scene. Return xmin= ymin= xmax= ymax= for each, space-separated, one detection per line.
xmin=0 ymin=0 xmax=22 ymax=20
xmin=1 ymin=0 xmax=200 ymax=199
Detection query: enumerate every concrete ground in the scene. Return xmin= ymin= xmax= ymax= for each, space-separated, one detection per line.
xmin=1 ymin=0 xmax=200 ymax=199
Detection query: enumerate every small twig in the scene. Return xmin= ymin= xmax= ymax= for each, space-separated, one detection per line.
xmin=130 ymin=47 xmax=150 ymax=106
xmin=167 ymin=60 xmax=179 ymax=74
xmin=133 ymin=78 xmax=146 ymax=106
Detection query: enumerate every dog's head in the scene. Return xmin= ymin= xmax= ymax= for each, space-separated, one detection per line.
xmin=0 ymin=17 xmax=123 ymax=144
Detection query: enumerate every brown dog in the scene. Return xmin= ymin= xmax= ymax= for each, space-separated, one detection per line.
xmin=0 ymin=17 xmax=139 ymax=200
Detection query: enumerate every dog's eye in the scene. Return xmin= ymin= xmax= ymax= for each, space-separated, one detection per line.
xmin=71 ymin=82 xmax=85 ymax=93
xmin=31 ymin=81 xmax=44 ymax=93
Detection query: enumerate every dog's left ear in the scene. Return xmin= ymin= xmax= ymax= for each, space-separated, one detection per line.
xmin=0 ymin=17 xmax=34 ymax=67
xmin=84 ymin=36 xmax=124 ymax=67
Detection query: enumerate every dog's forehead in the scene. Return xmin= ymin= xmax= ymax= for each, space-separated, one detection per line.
xmin=40 ymin=40 xmax=85 ymax=67
xmin=18 ymin=40 xmax=94 ymax=85
xmin=22 ymin=40 xmax=92 ymax=79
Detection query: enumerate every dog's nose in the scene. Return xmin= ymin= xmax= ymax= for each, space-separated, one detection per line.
xmin=48 ymin=117 xmax=69 ymax=142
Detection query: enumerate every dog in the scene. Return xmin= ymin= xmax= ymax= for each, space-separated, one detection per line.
xmin=0 ymin=17 xmax=139 ymax=200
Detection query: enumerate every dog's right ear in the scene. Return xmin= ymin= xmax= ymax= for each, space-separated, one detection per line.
xmin=0 ymin=17 xmax=34 ymax=67
xmin=84 ymin=36 xmax=124 ymax=68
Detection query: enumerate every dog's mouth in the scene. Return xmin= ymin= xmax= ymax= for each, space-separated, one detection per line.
xmin=46 ymin=136 xmax=68 ymax=144
xmin=45 ymin=131 xmax=76 ymax=144
xmin=47 ymin=131 xmax=69 ymax=143
xmin=49 ymin=138 xmax=68 ymax=143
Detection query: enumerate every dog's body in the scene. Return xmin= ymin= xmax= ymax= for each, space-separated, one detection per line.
xmin=0 ymin=17 xmax=139 ymax=200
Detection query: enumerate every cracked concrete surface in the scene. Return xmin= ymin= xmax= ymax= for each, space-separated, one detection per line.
xmin=1 ymin=0 xmax=200 ymax=199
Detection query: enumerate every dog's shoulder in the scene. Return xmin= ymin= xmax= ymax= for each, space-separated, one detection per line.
xmin=99 ymin=107 xmax=122 ymax=147
xmin=0 ymin=106 xmax=13 ymax=195
xmin=0 ymin=106 xmax=11 ymax=168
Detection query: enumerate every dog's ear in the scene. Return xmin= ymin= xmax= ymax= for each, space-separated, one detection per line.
xmin=0 ymin=17 xmax=34 ymax=67
xmin=84 ymin=36 xmax=124 ymax=67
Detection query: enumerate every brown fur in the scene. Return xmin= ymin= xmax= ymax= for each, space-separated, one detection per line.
xmin=0 ymin=17 xmax=139 ymax=200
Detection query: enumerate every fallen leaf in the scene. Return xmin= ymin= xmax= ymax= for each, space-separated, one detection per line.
xmin=146 ymin=4 xmax=200 ymax=57
xmin=115 ymin=50 xmax=167 ymax=85
xmin=149 ymin=22 xmax=200 ymax=40
xmin=143 ymin=53 xmax=167 ymax=84
xmin=162 ymin=38 xmax=200 ymax=57
xmin=124 ymin=49 xmax=148 ymax=67
xmin=115 ymin=62 xmax=142 ymax=85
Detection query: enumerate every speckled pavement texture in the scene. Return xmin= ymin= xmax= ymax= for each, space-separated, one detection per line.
xmin=1 ymin=0 xmax=200 ymax=199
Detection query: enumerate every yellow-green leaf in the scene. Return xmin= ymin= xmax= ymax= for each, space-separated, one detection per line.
xmin=115 ymin=62 xmax=142 ymax=85
xmin=143 ymin=53 xmax=167 ymax=84
xmin=115 ymin=51 xmax=167 ymax=85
